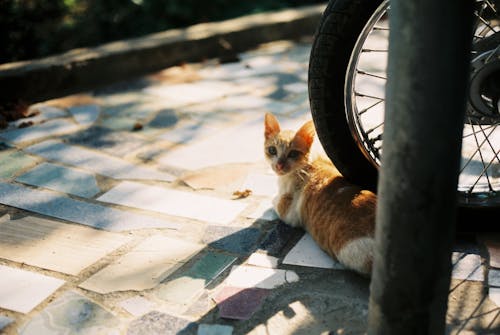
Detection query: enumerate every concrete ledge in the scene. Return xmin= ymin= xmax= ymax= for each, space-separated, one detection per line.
xmin=0 ymin=4 xmax=325 ymax=104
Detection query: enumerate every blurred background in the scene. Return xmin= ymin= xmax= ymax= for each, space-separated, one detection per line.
xmin=0 ymin=0 xmax=324 ymax=63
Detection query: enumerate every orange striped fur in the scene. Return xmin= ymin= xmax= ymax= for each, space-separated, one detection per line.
xmin=264 ymin=113 xmax=376 ymax=275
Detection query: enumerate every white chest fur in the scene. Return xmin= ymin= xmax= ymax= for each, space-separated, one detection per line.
xmin=274 ymin=175 xmax=305 ymax=228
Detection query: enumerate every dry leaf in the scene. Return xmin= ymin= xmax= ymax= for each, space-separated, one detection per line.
xmin=232 ymin=189 xmax=252 ymax=199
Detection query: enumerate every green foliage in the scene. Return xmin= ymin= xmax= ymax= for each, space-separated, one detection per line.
xmin=1 ymin=0 xmax=323 ymax=63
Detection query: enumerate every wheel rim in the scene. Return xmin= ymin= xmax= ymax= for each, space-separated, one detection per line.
xmin=345 ymin=0 xmax=500 ymax=208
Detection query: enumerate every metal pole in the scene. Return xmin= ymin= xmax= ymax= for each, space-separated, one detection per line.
xmin=367 ymin=1 xmax=474 ymax=334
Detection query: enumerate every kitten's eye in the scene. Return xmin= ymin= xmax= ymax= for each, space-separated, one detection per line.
xmin=288 ymin=150 xmax=301 ymax=159
xmin=267 ymin=146 xmax=277 ymax=156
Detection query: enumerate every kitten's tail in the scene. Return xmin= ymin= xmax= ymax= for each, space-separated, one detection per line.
xmin=337 ymin=237 xmax=375 ymax=276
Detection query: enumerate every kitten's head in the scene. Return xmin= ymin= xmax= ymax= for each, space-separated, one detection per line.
xmin=264 ymin=113 xmax=315 ymax=176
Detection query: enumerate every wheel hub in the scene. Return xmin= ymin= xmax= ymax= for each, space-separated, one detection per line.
xmin=468 ymin=45 xmax=500 ymax=124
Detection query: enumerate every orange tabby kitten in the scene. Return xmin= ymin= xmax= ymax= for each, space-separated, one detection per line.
xmin=264 ymin=113 xmax=376 ymax=275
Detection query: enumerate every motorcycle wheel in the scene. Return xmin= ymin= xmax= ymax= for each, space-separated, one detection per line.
xmin=308 ymin=0 xmax=500 ymax=218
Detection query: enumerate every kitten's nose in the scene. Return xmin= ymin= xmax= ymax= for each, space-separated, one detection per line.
xmin=276 ymin=159 xmax=286 ymax=172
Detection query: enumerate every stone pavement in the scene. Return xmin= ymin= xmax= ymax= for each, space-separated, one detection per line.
xmin=0 ymin=38 xmax=499 ymax=335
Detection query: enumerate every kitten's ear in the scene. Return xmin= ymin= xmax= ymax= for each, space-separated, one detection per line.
xmin=264 ymin=113 xmax=281 ymax=139
xmin=293 ymin=120 xmax=315 ymax=150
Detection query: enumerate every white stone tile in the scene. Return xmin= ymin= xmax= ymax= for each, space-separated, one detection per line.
xmin=489 ymin=287 xmax=500 ymax=307
xmin=158 ymin=116 xmax=266 ymax=170
xmin=79 ymin=235 xmax=203 ymax=293
xmin=97 ymin=181 xmax=247 ymax=225
xmin=224 ymin=265 xmax=298 ymax=289
xmin=19 ymin=290 xmax=120 ymax=334
xmin=283 ymin=233 xmax=346 ymax=270
xmin=0 ymin=265 xmax=65 ymax=313
xmin=0 ymin=182 xmax=180 ymax=232
xmin=16 ymin=162 xmax=101 ymax=198
xmin=157 ymin=121 xmax=219 ymax=144
xmin=198 ymin=324 xmax=233 ymax=335
xmin=241 ymin=173 xmax=278 ymax=197
xmin=488 ymin=268 xmax=500 ymax=286
xmin=144 ymin=81 xmax=246 ymax=107
xmin=451 ymin=253 xmax=484 ymax=282
xmin=119 ymin=296 xmax=157 ymax=317
xmin=25 ymin=140 xmax=175 ymax=182
xmin=283 ymin=82 xmax=308 ymax=94
xmin=0 ymin=216 xmax=131 ymax=275
xmin=157 ymin=115 xmax=306 ymax=171
xmin=0 ymin=119 xmax=80 ymax=144
xmin=247 ymin=253 xmax=279 ymax=269
xmin=69 ymin=104 xmax=100 ymax=126
xmin=247 ymin=200 xmax=279 ymax=221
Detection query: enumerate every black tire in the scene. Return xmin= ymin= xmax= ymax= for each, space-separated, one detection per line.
xmin=309 ymin=0 xmax=383 ymax=192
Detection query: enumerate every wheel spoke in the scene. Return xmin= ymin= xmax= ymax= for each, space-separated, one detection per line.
xmin=366 ymin=121 xmax=384 ymax=135
xmin=460 ymin=125 xmax=498 ymax=173
xmin=462 ymin=123 xmax=498 ymax=139
xmin=485 ymin=0 xmax=498 ymax=15
xmin=469 ymin=148 xmax=499 ymax=193
xmin=474 ymin=12 xmax=498 ymax=34
xmin=357 ymin=70 xmax=387 ymax=80
xmin=361 ymin=48 xmax=388 ymax=53
xmin=477 ymin=122 xmax=500 ymax=165
xmin=355 ymin=91 xmax=384 ymax=101
xmin=359 ymin=99 xmax=384 ymax=115
xmin=467 ymin=117 xmax=494 ymax=192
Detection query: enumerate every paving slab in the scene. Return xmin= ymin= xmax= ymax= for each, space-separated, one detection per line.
xmin=258 ymin=222 xmax=300 ymax=256
xmin=488 ymin=268 xmax=500 ymax=287
xmin=0 ymin=182 xmax=180 ymax=232
xmin=156 ymin=252 xmax=237 ymax=306
xmin=69 ymin=104 xmax=100 ymax=126
xmin=157 ymin=120 xmax=220 ymax=144
xmin=282 ymin=233 xmax=346 ymax=270
xmin=183 ymin=292 xmax=215 ymax=319
xmin=147 ymin=109 xmax=179 ymax=128
xmin=247 ymin=253 xmax=279 ymax=268
xmin=482 ymin=236 xmax=500 ymax=268
xmin=203 ymin=226 xmax=261 ymax=255
xmin=16 ymin=162 xmax=101 ymax=198
xmin=19 ymin=291 xmax=120 ymax=335
xmin=181 ymin=164 xmax=251 ymax=191
xmin=79 ymin=235 xmax=203 ymax=293
xmin=247 ymin=200 xmax=279 ymax=221
xmin=97 ymin=181 xmax=247 ymax=225
xmin=0 ymin=265 xmax=65 ymax=313
xmin=0 ymin=119 xmax=80 ymax=144
xmin=119 ymin=296 xmax=158 ymax=317
xmin=224 ymin=265 xmax=299 ymax=289
xmin=451 ymin=252 xmax=484 ymax=282
xmin=157 ymin=116 xmax=267 ymax=170
xmin=489 ymin=287 xmax=500 ymax=307
xmin=213 ymin=286 xmax=271 ymax=321
xmin=66 ymin=126 xmax=149 ymax=157
xmin=0 ymin=215 xmax=131 ymax=275
xmin=127 ymin=311 xmax=197 ymax=335
xmin=0 ymin=150 xmax=40 ymax=180
xmin=25 ymin=139 xmax=175 ymax=181
xmin=198 ymin=324 xmax=233 ymax=335
xmin=241 ymin=173 xmax=278 ymax=197
xmin=144 ymin=81 xmax=248 ymax=107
